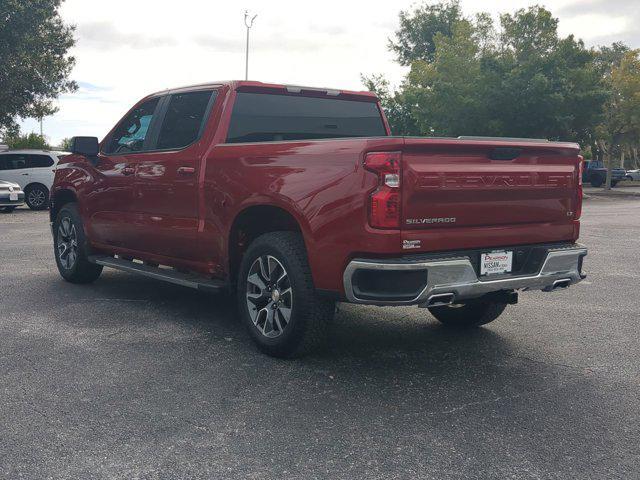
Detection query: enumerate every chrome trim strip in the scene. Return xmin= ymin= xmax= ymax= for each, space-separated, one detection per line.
xmin=343 ymin=246 xmax=587 ymax=306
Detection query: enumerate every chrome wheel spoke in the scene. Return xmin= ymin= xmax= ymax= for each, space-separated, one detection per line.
xmin=278 ymin=306 xmax=291 ymax=323
xmin=247 ymin=273 xmax=266 ymax=291
xmin=255 ymin=307 xmax=268 ymax=327
xmin=246 ymin=291 xmax=263 ymax=305
xmin=258 ymin=256 xmax=270 ymax=283
xmin=280 ymin=287 xmax=292 ymax=299
xmin=276 ymin=271 xmax=287 ymax=287
xmin=263 ymin=307 xmax=275 ymax=335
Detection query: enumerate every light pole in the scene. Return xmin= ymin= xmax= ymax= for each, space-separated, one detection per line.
xmin=244 ymin=10 xmax=257 ymax=80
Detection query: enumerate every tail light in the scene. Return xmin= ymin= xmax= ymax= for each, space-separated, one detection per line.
xmin=575 ymin=156 xmax=583 ymax=220
xmin=364 ymin=151 xmax=401 ymax=229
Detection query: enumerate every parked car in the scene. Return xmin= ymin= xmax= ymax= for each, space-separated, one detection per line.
xmin=50 ymin=81 xmax=587 ymax=357
xmin=625 ymin=169 xmax=640 ymax=181
xmin=0 ymin=150 xmax=67 ymax=210
xmin=0 ymin=180 xmax=25 ymax=212
xmin=582 ymin=160 xmax=626 ymax=187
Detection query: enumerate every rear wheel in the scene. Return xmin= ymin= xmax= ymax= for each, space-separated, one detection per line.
xmin=611 ymin=180 xmax=618 ymax=188
xmin=590 ymin=178 xmax=603 ymax=188
xmin=429 ymin=297 xmax=507 ymax=328
xmin=237 ymin=231 xmax=335 ymax=358
xmin=53 ymin=203 xmax=103 ymax=283
xmin=25 ymin=184 xmax=49 ymax=210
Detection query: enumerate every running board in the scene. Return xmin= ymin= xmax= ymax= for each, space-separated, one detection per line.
xmin=88 ymin=255 xmax=226 ymax=293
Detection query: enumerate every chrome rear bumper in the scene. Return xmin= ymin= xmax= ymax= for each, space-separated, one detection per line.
xmin=343 ymin=245 xmax=587 ymax=306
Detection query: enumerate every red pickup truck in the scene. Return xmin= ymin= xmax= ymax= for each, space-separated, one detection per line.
xmin=51 ymin=81 xmax=587 ymax=357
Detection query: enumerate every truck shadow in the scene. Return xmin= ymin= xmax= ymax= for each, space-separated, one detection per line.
xmin=41 ymin=271 xmax=635 ymax=476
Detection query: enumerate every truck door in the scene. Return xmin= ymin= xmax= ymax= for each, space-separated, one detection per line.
xmin=131 ymin=89 xmax=218 ymax=262
xmin=87 ymin=96 xmax=162 ymax=249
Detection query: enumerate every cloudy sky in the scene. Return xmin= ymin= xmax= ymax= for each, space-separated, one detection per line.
xmin=19 ymin=0 xmax=640 ymax=145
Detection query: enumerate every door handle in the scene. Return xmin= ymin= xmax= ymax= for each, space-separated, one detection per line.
xmin=21 ymin=173 xmax=29 ymax=175
xmin=122 ymin=166 xmax=135 ymax=176
xmin=177 ymin=166 xmax=196 ymax=175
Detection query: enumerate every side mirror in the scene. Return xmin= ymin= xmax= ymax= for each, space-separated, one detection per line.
xmin=71 ymin=136 xmax=99 ymax=157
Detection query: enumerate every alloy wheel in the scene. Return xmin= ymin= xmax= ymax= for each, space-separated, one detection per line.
xmin=28 ymin=188 xmax=46 ymax=207
xmin=246 ymin=255 xmax=293 ymax=338
xmin=57 ymin=217 xmax=78 ymax=269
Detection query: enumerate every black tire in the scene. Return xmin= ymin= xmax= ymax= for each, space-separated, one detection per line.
xmin=237 ymin=231 xmax=335 ymax=358
xmin=590 ymin=178 xmax=603 ymax=188
xmin=53 ymin=203 xmax=103 ymax=284
xmin=611 ymin=180 xmax=618 ymax=188
xmin=25 ymin=184 xmax=49 ymax=210
xmin=1 ymin=206 xmax=16 ymax=213
xmin=429 ymin=297 xmax=507 ymax=328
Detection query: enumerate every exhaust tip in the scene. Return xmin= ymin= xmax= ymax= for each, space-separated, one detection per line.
xmin=550 ymin=279 xmax=571 ymax=291
xmin=426 ymin=293 xmax=456 ymax=307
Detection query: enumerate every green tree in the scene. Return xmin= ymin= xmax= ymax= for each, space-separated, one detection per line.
xmin=0 ymin=0 xmax=76 ymax=136
xmin=5 ymin=132 xmax=51 ymax=150
xmin=362 ymin=74 xmax=421 ymax=136
xmin=388 ymin=0 xmax=462 ymax=65
xmin=484 ymin=7 xmax=606 ymax=144
xmin=402 ymin=19 xmax=490 ymax=137
xmin=59 ymin=137 xmax=73 ymax=151
xmin=366 ymin=3 xmax=606 ymax=146
xmin=596 ymin=50 xmax=640 ymax=189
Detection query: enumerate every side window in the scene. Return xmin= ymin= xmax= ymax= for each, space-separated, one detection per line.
xmin=26 ymin=155 xmax=54 ymax=168
xmin=156 ymin=90 xmax=215 ymax=150
xmin=104 ymin=97 xmax=160 ymax=154
xmin=0 ymin=156 xmax=7 ymax=170
xmin=3 ymin=154 xmax=27 ymax=169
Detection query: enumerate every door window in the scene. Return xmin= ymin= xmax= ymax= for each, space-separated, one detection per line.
xmin=104 ymin=97 xmax=160 ymax=154
xmin=0 ymin=154 xmax=28 ymax=169
xmin=26 ymin=155 xmax=54 ymax=168
xmin=156 ymin=91 xmax=215 ymax=150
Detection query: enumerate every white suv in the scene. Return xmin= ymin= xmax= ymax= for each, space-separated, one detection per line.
xmin=0 ymin=150 xmax=68 ymax=210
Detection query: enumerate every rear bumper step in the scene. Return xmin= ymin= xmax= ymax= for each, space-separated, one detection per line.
xmin=88 ymin=255 xmax=226 ymax=293
xmin=343 ymin=244 xmax=587 ymax=306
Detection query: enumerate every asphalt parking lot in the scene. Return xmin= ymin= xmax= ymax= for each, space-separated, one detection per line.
xmin=1 ymin=198 xmax=639 ymax=479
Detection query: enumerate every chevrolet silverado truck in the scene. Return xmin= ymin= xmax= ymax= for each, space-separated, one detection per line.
xmin=50 ymin=81 xmax=587 ymax=357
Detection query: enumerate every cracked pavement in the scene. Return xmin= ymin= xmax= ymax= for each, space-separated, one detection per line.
xmin=0 ymin=198 xmax=639 ymax=479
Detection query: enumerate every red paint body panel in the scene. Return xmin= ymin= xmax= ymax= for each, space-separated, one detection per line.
xmin=51 ymin=81 xmax=583 ymax=295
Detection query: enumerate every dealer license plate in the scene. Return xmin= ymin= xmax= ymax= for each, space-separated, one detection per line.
xmin=480 ymin=251 xmax=513 ymax=276
xmin=9 ymin=192 xmax=18 ymax=201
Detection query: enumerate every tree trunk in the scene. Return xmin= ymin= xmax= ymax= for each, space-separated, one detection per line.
xmin=598 ymin=140 xmax=613 ymax=190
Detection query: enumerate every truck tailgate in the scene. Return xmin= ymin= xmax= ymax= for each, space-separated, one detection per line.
xmin=401 ymin=138 xmax=581 ymax=234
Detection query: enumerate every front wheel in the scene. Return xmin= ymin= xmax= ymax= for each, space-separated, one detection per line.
xmin=237 ymin=231 xmax=335 ymax=358
xmin=429 ymin=297 xmax=507 ymax=328
xmin=611 ymin=180 xmax=618 ymax=188
xmin=53 ymin=203 xmax=103 ymax=283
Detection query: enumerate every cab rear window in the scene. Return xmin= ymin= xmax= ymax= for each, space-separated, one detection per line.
xmin=226 ymin=92 xmax=387 ymax=144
